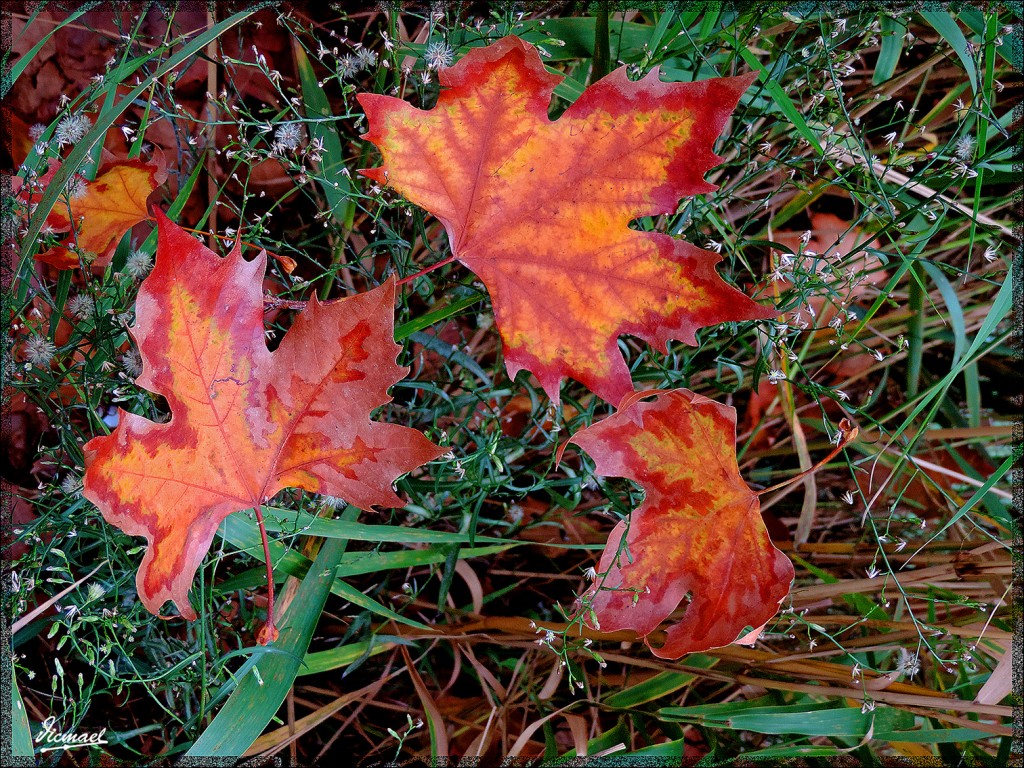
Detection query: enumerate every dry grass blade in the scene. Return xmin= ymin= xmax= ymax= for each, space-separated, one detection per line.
xmin=399 ymin=644 xmax=449 ymax=758
xmin=244 ymin=675 xmax=393 ymax=757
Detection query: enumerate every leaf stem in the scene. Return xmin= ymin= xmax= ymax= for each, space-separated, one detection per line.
xmin=254 ymin=502 xmax=279 ymax=644
xmin=755 ymin=419 xmax=859 ymax=496
xmin=395 ymin=253 xmax=460 ymax=287
xmin=591 ymin=1 xmax=611 ymax=84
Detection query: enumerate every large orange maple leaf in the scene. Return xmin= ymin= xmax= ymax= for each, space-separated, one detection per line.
xmin=568 ymin=389 xmax=794 ymax=658
xmin=359 ymin=36 xmax=774 ymax=406
xmin=83 ymin=211 xmax=443 ymax=621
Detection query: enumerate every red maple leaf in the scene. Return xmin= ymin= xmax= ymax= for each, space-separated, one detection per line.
xmin=83 ymin=211 xmax=443 ymax=635
xmin=359 ymin=36 xmax=773 ymax=405
xmin=568 ymin=389 xmax=794 ymax=658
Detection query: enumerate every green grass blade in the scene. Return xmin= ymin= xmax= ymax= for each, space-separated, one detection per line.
xmin=516 ymin=17 xmax=654 ymax=62
xmin=873 ymin=16 xmax=907 ymax=85
xmin=920 ymin=10 xmax=979 ymax=92
xmin=878 ymin=727 xmax=1003 ymax=743
xmin=10 ymin=667 xmax=34 ymax=757
xmin=219 ymin=511 xmax=509 ymax=628
xmin=960 ymin=7 xmax=1019 ymax=66
xmin=3 ymin=5 xmax=98 ymax=98
xmin=919 ymin=262 xmax=968 ymax=366
xmin=604 ymin=655 xmax=717 ymax=708
xmin=645 ymin=8 xmax=679 ymax=55
xmin=334 ymin=544 xmax=512 ymax=578
xmin=187 ymin=535 xmax=348 ymax=757
xmin=261 ymin=508 xmax=514 ymax=546
xmin=331 ymin=578 xmax=430 ymax=630
xmin=738 ymin=48 xmax=823 ymax=155
xmin=294 ymin=44 xmax=354 ymax=228
xmin=661 ymin=699 xmax=914 ymax=738
xmin=889 ymin=264 xmax=1013 ymax=447
xmin=395 ymin=293 xmax=484 ymax=340
xmin=631 ymin=738 xmax=686 ymax=757
xmin=914 ymin=450 xmax=1017 ymax=545
xmin=137 ymin=153 xmax=207 ymax=253
xmin=300 ymin=638 xmax=401 ymax=676
xmin=408 ymin=330 xmax=492 ymax=384
xmin=724 ymin=704 xmax=913 ymax=737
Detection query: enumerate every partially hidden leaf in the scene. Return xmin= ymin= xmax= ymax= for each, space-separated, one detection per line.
xmin=83 ymin=211 xmax=443 ymax=618
xmin=359 ymin=35 xmax=774 ymax=406
xmin=17 ymin=152 xmax=166 ymax=269
xmin=568 ymin=388 xmax=793 ymax=658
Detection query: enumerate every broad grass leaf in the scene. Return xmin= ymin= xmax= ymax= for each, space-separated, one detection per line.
xmin=83 ymin=211 xmax=443 ymax=618
xmin=569 ymin=388 xmax=793 ymax=658
xmin=359 ymin=36 xmax=774 ymax=405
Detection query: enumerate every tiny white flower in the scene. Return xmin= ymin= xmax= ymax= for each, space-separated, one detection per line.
xmin=65 ymin=175 xmax=88 ymax=199
xmin=954 ymin=134 xmax=976 ymax=160
xmin=767 ymin=369 xmax=786 ymax=384
xmin=86 ymin=583 xmax=106 ymax=602
xmin=841 ymin=490 xmax=855 ymax=505
xmin=120 ymin=349 xmax=142 ymax=378
xmin=67 ymin=293 xmax=95 ymax=320
xmin=124 ymin=248 xmax=153 ymax=280
xmin=423 ymin=40 xmax=455 ymax=70
xmin=274 ymin=122 xmax=304 ymax=151
xmin=903 ymin=653 xmax=920 ymax=677
xmin=60 ymin=474 xmax=82 ymax=496
xmin=951 ymin=160 xmax=978 ymax=179
xmin=24 ymin=335 xmax=57 ymax=366
xmin=356 ymin=47 xmax=378 ymax=69
xmin=338 ymin=54 xmax=361 ymax=79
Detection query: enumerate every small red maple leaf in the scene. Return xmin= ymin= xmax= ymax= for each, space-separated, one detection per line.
xmin=16 ymin=152 xmax=166 ymax=269
xmin=569 ymin=389 xmax=794 ymax=658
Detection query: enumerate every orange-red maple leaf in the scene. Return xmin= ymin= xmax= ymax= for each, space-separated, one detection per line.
xmin=83 ymin=211 xmax=443 ymax=619
xmin=18 ymin=153 xmax=166 ymax=269
xmin=568 ymin=389 xmax=794 ymax=658
xmin=359 ymin=36 xmax=774 ymax=406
